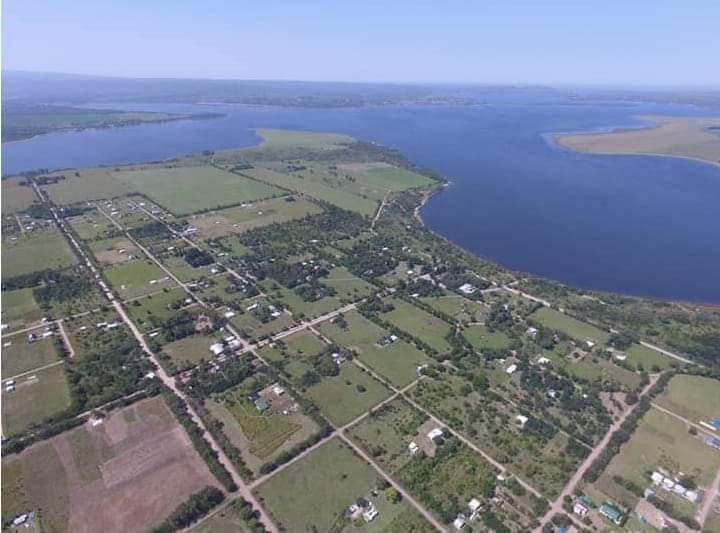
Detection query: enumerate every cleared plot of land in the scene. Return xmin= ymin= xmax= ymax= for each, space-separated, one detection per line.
xmin=190 ymin=196 xmax=322 ymax=239
xmin=2 ymin=178 xmax=37 ymax=213
xmin=104 ymin=259 xmax=174 ymax=299
xmin=2 ymin=229 xmax=77 ymax=279
xmin=230 ymin=310 xmax=295 ymax=342
xmin=420 ymin=293 xmax=488 ymax=323
xmin=255 ymin=437 xmax=377 ymax=532
xmin=347 ymin=398 xmax=428 ymax=474
xmin=0 ymin=288 xmax=43 ymax=331
xmin=260 ymin=330 xmax=327 ymax=364
xmin=1 ymin=363 xmax=72 ymax=436
xmin=1 ymin=336 xmax=60 ymax=379
xmin=542 ymin=346 xmax=642 ymax=391
xmin=462 ymin=324 xmax=512 ymax=351
xmin=42 ymin=169 xmax=135 ymax=205
xmin=89 ymin=237 xmax=140 ymax=265
xmin=339 ymin=162 xmax=435 ymax=191
xmin=318 ymin=310 xmax=431 ymax=387
xmin=68 ymin=212 xmax=119 ymax=241
xmin=306 ymin=363 xmax=392 ymax=427
xmin=654 ymin=374 xmax=720 ymax=425
xmin=189 ymin=498 xmax=255 ymax=533
xmin=1 ymin=397 xmax=219 ymax=533
xmin=606 ymin=408 xmax=720 ymax=489
xmin=381 ymin=298 xmax=453 ymax=354
xmin=161 ymin=333 xmax=222 ymax=373
xmin=324 ymin=267 xmax=376 ymax=301
xmin=557 ymin=116 xmax=720 ymax=166
xmin=624 ymin=343 xmax=675 ymax=370
xmin=112 ymin=165 xmax=283 ymax=215
xmin=531 ymin=307 xmax=609 ymax=345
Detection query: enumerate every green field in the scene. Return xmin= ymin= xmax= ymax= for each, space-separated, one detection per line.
xmin=606 ymin=408 xmax=720 ymax=488
xmin=381 ymin=298 xmax=453 ymax=354
xmin=260 ymin=330 xmax=327 ymax=364
xmin=1 ymin=363 xmax=72 ymax=436
xmin=2 ymin=229 xmax=78 ymax=279
xmin=323 ymin=267 xmax=376 ymax=301
xmin=340 ymin=162 xmax=435 ymax=191
xmin=654 ymin=374 xmax=720 ymax=424
xmin=420 ymin=293 xmax=488 ymax=323
xmin=126 ymin=287 xmax=191 ymax=330
xmin=1 ymin=288 xmax=43 ymax=331
xmin=188 ymin=498 xmax=256 ymax=533
xmin=306 ymin=363 xmax=392 ymax=427
xmin=532 ymin=307 xmax=610 ymax=345
xmin=1 ymin=336 xmax=60 ymax=379
xmin=462 ymin=324 xmax=512 ymax=351
xmin=624 ymin=343 xmax=675 ymax=371
xmin=255 ymin=437 xmax=377 ymax=532
xmin=161 ymin=333 xmax=221 ymax=373
xmin=42 ymin=169 xmax=134 ymax=205
xmin=68 ymin=211 xmax=119 ymax=241
xmin=2 ymin=178 xmax=37 ymax=213
xmin=104 ymin=259 xmax=174 ymax=299
xmin=112 ymin=165 xmax=283 ymax=215
xmin=318 ymin=310 xmax=431 ymax=387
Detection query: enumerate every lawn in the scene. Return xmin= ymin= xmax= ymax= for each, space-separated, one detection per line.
xmin=323 ymin=267 xmax=376 ymax=301
xmin=161 ymin=333 xmax=222 ymax=373
xmin=126 ymin=287 xmax=191 ymax=330
xmin=89 ymin=236 xmax=139 ymax=264
xmin=654 ymin=374 xmax=720 ymax=425
xmin=2 ymin=178 xmax=37 ymax=213
xmin=1 ymin=397 xmax=219 ymax=532
xmin=112 ymin=164 xmax=283 ymax=215
xmin=260 ymin=330 xmax=327 ymax=364
xmin=68 ymin=212 xmax=118 ymax=241
xmin=0 ymin=288 xmax=43 ymax=331
xmin=606 ymin=407 xmax=720 ymax=489
xmin=1 ymin=336 xmax=60 ymax=379
xmin=188 ymin=498 xmax=256 ymax=533
xmin=255 ymin=437 xmax=377 ymax=532
xmin=306 ymin=363 xmax=392 ymax=427
xmin=381 ymin=298 xmax=453 ymax=354
xmin=1 ymin=362 xmax=72 ymax=436
xmin=347 ymin=398 xmax=428 ymax=474
xmin=624 ymin=343 xmax=675 ymax=371
xmin=420 ymin=293 xmax=488 ymax=323
xmin=531 ymin=307 xmax=609 ymax=345
xmin=318 ymin=310 xmax=431 ymax=387
xmin=2 ymin=229 xmax=77 ymax=279
xmin=104 ymin=259 xmax=174 ymax=299
xmin=462 ymin=324 xmax=512 ymax=351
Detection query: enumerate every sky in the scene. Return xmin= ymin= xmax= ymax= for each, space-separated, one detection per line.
xmin=3 ymin=0 xmax=719 ymax=86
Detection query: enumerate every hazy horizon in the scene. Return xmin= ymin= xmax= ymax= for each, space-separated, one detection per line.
xmin=3 ymin=1 xmax=720 ymax=87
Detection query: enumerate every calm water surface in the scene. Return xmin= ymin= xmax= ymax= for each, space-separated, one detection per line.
xmin=3 ymin=103 xmax=719 ymax=303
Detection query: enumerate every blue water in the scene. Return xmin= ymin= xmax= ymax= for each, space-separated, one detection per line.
xmin=3 ymin=102 xmax=719 ymax=303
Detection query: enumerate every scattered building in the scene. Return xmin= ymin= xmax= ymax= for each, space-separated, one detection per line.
xmin=515 ymin=414 xmax=529 ymax=428
xmin=458 ymin=283 xmax=477 ymax=295
xmin=572 ymin=501 xmax=588 ymax=517
xmin=408 ymin=441 xmax=419 ymax=455
xmin=209 ymin=342 xmax=225 ymax=356
xmin=599 ymin=502 xmax=625 ymax=525
xmin=453 ymin=513 xmax=467 ymax=530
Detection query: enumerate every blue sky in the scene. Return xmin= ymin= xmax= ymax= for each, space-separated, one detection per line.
xmin=3 ymin=0 xmax=719 ymax=86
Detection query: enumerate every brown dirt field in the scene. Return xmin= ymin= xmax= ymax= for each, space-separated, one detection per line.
xmin=13 ymin=397 xmax=219 ymax=533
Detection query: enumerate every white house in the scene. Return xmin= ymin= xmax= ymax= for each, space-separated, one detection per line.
xmin=573 ymin=501 xmax=589 ymax=517
xmin=427 ymin=428 xmax=444 ymax=440
xmin=515 ymin=414 xmax=529 ymax=428
xmin=210 ymin=342 xmax=225 ymax=356
xmin=459 ymin=283 xmax=477 ymax=295
xmin=453 ymin=513 xmax=467 ymax=530
xmin=408 ymin=441 xmax=420 ymax=455
xmin=506 ymin=364 xmax=518 ymax=375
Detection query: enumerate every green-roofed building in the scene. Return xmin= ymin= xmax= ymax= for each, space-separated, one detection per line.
xmin=599 ymin=502 xmax=624 ymax=525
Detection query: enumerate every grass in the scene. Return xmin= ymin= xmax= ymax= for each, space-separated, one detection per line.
xmin=188 ymin=498 xmax=255 ymax=533
xmin=347 ymin=398 xmax=428 ymax=474
xmin=324 ymin=267 xmax=376 ymax=301
xmin=126 ymin=287 xmax=191 ymax=330
xmin=306 ymin=363 xmax=392 ymax=427
xmin=318 ymin=310 xmax=431 ymax=387
xmin=532 ymin=307 xmax=610 ymax=345
xmin=381 ymin=298 xmax=453 ymax=354
xmin=1 ymin=336 xmax=60 ymax=379
xmin=261 ymin=279 xmax=341 ymax=319
xmin=340 ymin=162 xmax=435 ymax=191
xmin=2 ymin=228 xmax=77 ymax=279
xmin=624 ymin=343 xmax=675 ymax=371
xmin=462 ymin=324 xmax=512 ymax=351
xmin=88 ymin=236 xmax=139 ymax=264
xmin=41 ymin=169 xmax=134 ymax=205
xmin=420 ymin=293 xmax=488 ymax=323
xmin=68 ymin=212 xmax=118 ymax=240
xmin=654 ymin=374 xmax=720 ymax=424
xmin=0 ymin=288 xmax=43 ymax=331
xmin=2 ymin=178 xmax=37 ymax=213
xmin=1 ymin=362 xmax=72 ymax=437
xmin=606 ymin=408 xmax=720 ymax=488
xmin=212 ymin=388 xmax=301 ymax=459
xmin=112 ymin=164 xmax=283 ymax=215
xmin=104 ymin=259 xmax=174 ymax=299
xmin=162 ymin=333 xmax=222 ymax=372
xmin=255 ymin=437 xmax=377 ymax=532
xmin=543 ymin=347 xmax=642 ymax=391
xmin=260 ymin=330 xmax=327 ymax=364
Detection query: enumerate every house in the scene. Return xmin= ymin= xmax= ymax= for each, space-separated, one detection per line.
xmin=572 ymin=501 xmax=588 ymax=517
xmin=209 ymin=342 xmax=225 ymax=356
xmin=585 ymin=340 xmax=596 ymax=349
xmin=255 ymin=398 xmax=270 ymax=412
xmin=362 ymin=507 xmax=378 ymax=522
xmin=684 ymin=490 xmax=699 ymax=503
xmin=537 ymin=356 xmax=550 ymax=365
xmin=526 ymin=327 xmax=538 ymax=338
xmin=453 ymin=513 xmax=467 ymax=530
xmin=506 ymin=364 xmax=518 ymax=375
xmin=272 ymin=385 xmax=285 ymax=396
xmin=408 ymin=441 xmax=419 ymax=455
xmin=651 ymin=471 xmax=664 ymax=485
xmin=224 ymin=310 xmax=236 ymax=319
xmin=467 ymin=498 xmax=482 ymax=517
xmin=427 ymin=428 xmax=444 ymax=441
xmin=515 ymin=414 xmax=529 ymax=428
xmin=599 ymin=502 xmax=624 ymax=525
xmin=458 ymin=283 xmax=477 ymax=295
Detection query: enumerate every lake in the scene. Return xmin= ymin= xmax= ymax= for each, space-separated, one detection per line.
xmin=3 ymin=102 xmax=719 ymax=303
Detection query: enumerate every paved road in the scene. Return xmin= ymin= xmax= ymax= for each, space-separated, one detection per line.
xmin=534 ymin=375 xmax=659 ymax=532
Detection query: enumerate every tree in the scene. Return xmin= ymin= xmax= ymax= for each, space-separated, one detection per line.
xmin=386 ymin=487 xmax=402 ymax=503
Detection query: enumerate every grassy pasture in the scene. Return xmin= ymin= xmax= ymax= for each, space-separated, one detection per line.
xmin=1 ymin=288 xmax=43 ymax=331
xmin=606 ymin=407 xmax=720 ymax=488
xmin=323 ymin=267 xmax=376 ymax=301
xmin=420 ymin=293 xmax=488 ymax=323
xmin=1 ymin=336 xmax=60 ymax=379
xmin=112 ymin=165 xmax=282 ymax=215
xmin=2 ymin=178 xmax=37 ymax=213
xmin=42 ymin=169 xmax=134 ymax=204
xmin=260 ymin=330 xmax=327 ymax=364
xmin=188 ymin=498 xmax=256 ymax=533
xmin=318 ymin=310 xmax=431 ymax=387
xmin=654 ymin=374 xmax=720 ymax=424
xmin=306 ymin=363 xmax=391 ymax=427
xmin=68 ymin=212 xmax=118 ymax=241
xmin=462 ymin=324 xmax=512 ymax=351
xmin=543 ymin=347 xmax=642 ymax=391
xmin=161 ymin=333 xmax=222 ymax=373
xmin=340 ymin=162 xmax=435 ymax=191
xmin=104 ymin=259 xmax=174 ymax=299
xmin=255 ymin=437 xmax=377 ymax=532
xmin=624 ymin=343 xmax=675 ymax=371
xmin=1 ymin=362 xmax=72 ymax=436
xmin=230 ymin=310 xmax=295 ymax=341
xmin=89 ymin=236 xmax=139 ymax=264
xmin=532 ymin=307 xmax=609 ymax=345
xmin=381 ymin=298 xmax=453 ymax=354
xmin=2 ymin=228 xmax=77 ymax=279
